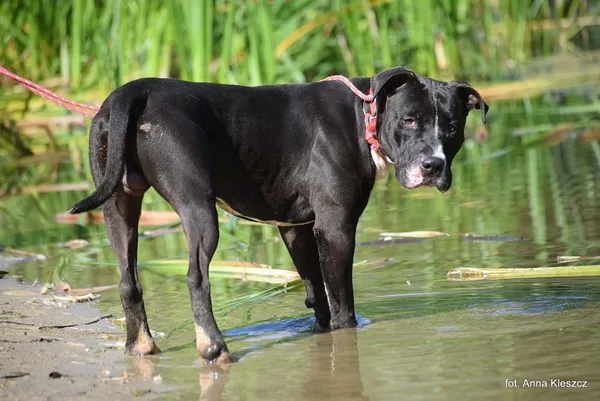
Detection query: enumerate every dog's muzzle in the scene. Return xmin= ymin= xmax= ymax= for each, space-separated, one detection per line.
xmin=398 ymin=155 xmax=450 ymax=192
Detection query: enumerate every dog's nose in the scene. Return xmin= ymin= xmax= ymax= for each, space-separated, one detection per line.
xmin=420 ymin=156 xmax=445 ymax=175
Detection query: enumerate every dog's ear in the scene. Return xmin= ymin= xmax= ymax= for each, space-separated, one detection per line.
xmin=452 ymin=82 xmax=489 ymax=124
xmin=370 ymin=67 xmax=417 ymax=99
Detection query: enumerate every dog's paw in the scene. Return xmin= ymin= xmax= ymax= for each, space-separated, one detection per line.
xmin=199 ymin=344 xmax=236 ymax=364
xmin=211 ymin=351 xmax=236 ymax=365
xmin=126 ymin=340 xmax=161 ymax=356
xmin=314 ymin=319 xmax=331 ymax=333
xmin=126 ymin=328 xmax=161 ymax=355
xmin=329 ymin=315 xmax=358 ymax=330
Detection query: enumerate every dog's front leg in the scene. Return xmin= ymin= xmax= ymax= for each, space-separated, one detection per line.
xmin=279 ymin=225 xmax=331 ymax=330
xmin=312 ymin=211 xmax=358 ymax=329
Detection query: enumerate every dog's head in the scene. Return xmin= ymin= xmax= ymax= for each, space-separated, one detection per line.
xmin=371 ymin=67 xmax=488 ymax=192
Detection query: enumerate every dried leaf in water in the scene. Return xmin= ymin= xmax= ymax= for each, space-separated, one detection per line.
xmin=52 ymin=293 xmax=99 ymax=303
xmin=447 ymin=265 xmax=600 ymax=281
xmin=67 ymin=284 xmax=118 ymax=296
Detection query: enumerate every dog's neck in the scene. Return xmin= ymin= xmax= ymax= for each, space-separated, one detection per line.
xmin=361 ymin=97 xmax=393 ymax=180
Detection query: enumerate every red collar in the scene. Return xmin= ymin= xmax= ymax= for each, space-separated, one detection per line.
xmin=363 ymin=88 xmax=380 ymax=152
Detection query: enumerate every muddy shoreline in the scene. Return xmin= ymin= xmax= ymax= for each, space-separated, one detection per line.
xmin=0 ymin=275 xmax=169 ymax=400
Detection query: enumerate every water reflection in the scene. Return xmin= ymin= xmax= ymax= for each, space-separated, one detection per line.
xmin=304 ymin=330 xmax=369 ymax=401
xmin=198 ymin=364 xmax=230 ymax=401
xmin=196 ymin=328 xmax=369 ymax=401
xmin=118 ymin=297 xmax=600 ymax=401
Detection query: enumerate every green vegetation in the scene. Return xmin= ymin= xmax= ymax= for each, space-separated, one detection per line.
xmin=1 ymin=0 xmax=598 ymax=89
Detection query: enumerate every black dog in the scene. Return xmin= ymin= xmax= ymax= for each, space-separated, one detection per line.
xmin=69 ymin=67 xmax=488 ymax=363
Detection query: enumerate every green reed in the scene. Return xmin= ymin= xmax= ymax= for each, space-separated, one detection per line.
xmin=1 ymin=0 xmax=596 ymax=92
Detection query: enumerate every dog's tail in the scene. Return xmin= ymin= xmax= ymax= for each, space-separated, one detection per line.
xmin=69 ymin=89 xmax=146 ymax=214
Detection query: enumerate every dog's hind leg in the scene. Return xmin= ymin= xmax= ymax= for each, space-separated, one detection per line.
xmin=178 ymin=200 xmax=230 ymax=362
xmin=104 ymin=191 xmax=159 ymax=355
xmin=88 ymin=115 xmax=157 ymax=355
xmin=279 ymin=225 xmax=331 ymax=330
xmin=142 ymin=124 xmax=230 ymax=363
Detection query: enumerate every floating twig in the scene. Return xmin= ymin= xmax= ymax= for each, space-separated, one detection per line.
xmin=143 ymin=260 xmax=300 ymax=284
xmin=66 ymin=285 xmax=118 ymax=296
xmin=557 ymin=255 xmax=600 ymax=264
xmin=447 ymin=265 xmax=600 ymax=281
xmin=52 ymin=293 xmax=100 ymax=303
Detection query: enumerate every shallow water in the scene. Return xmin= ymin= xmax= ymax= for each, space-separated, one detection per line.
xmin=3 ymin=98 xmax=600 ymax=399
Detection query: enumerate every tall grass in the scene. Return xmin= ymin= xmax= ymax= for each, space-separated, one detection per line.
xmin=1 ymin=0 xmax=597 ymax=93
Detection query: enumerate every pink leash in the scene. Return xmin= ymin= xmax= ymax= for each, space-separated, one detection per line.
xmin=321 ymin=75 xmax=381 ymax=152
xmin=0 ymin=66 xmax=99 ymax=118
xmin=320 ymin=75 xmax=374 ymax=102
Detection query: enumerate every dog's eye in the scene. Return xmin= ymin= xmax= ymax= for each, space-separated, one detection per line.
xmin=449 ymin=123 xmax=458 ymax=133
xmin=403 ymin=117 xmax=416 ymax=126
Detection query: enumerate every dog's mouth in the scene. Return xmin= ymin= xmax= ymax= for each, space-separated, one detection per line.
xmin=397 ymin=165 xmax=450 ymax=192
